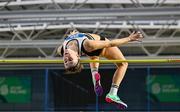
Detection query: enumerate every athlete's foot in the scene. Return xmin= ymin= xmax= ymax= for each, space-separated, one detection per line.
xmin=94 ymin=72 xmax=103 ymax=96
xmin=105 ymin=93 xmax=127 ymax=109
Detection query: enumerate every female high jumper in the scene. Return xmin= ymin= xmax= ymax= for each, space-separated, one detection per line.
xmin=57 ymin=29 xmax=143 ymax=109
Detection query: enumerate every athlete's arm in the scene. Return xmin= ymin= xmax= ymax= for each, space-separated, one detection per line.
xmin=83 ymin=31 xmax=143 ymax=52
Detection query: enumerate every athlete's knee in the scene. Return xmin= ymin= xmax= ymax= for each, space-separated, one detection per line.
xmin=122 ymin=62 xmax=128 ymax=67
xmin=117 ymin=62 xmax=128 ymax=68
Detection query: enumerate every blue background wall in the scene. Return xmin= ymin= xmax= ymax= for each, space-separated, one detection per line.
xmin=0 ymin=67 xmax=179 ymax=111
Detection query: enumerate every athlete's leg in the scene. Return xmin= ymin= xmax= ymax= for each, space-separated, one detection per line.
xmin=102 ymin=47 xmax=128 ymax=109
xmin=89 ymin=56 xmax=103 ymax=96
xmin=103 ymin=47 xmax=128 ymax=86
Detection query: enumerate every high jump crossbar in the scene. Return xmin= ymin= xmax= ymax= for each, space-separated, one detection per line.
xmin=0 ymin=59 xmax=179 ymax=64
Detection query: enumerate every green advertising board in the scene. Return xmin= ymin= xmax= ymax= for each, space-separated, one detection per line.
xmin=0 ymin=76 xmax=31 ymax=103
xmin=147 ymin=75 xmax=180 ymax=102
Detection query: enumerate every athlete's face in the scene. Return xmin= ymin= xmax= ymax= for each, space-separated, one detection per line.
xmin=63 ymin=49 xmax=79 ymax=69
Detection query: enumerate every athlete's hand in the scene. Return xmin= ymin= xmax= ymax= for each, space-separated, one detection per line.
xmin=128 ymin=31 xmax=144 ymax=42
